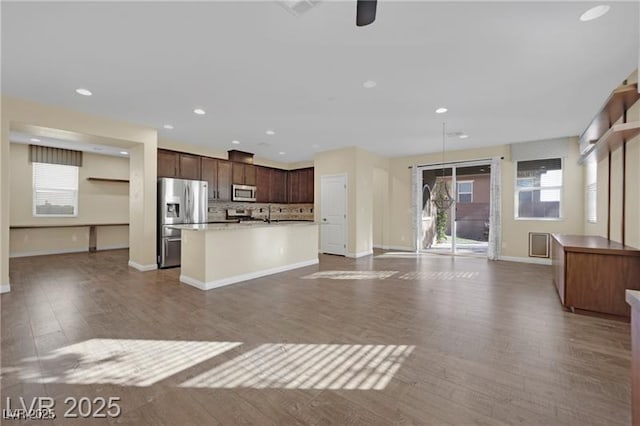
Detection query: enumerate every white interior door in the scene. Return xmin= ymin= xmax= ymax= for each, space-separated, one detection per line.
xmin=320 ymin=174 xmax=347 ymax=255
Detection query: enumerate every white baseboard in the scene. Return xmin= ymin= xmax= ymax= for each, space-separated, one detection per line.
xmin=498 ymin=255 xmax=552 ymax=265
xmin=10 ymin=247 xmax=87 ymax=258
xmin=0 ymin=283 xmax=11 ymax=294
xmin=373 ymin=245 xmax=414 ymax=252
xmin=180 ymin=258 xmax=319 ymax=291
xmin=97 ymin=244 xmax=129 ymax=251
xmin=347 ymin=250 xmax=373 ymax=258
xmin=128 ymin=260 xmax=158 ymax=272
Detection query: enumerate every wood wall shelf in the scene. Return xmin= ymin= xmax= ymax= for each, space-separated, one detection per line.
xmin=87 ymin=177 xmax=129 ymax=183
xmin=581 ymin=121 xmax=640 ymax=162
xmin=580 ymin=83 xmax=640 ymax=149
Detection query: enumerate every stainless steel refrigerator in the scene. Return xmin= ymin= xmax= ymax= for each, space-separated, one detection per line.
xmin=157 ymin=178 xmax=208 ymax=268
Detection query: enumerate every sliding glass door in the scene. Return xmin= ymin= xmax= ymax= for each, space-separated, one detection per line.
xmin=419 ymin=161 xmax=492 ymax=256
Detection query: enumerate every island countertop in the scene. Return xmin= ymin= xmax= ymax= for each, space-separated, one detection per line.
xmin=169 ymin=221 xmax=316 ymax=231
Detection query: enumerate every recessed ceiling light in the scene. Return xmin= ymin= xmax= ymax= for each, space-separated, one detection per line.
xmin=120 ymin=151 xmax=128 ymax=155
xmin=29 ymin=138 xmax=40 ymax=142
xmin=163 ymin=124 xmax=174 ymax=130
xmin=75 ymin=88 xmax=92 ymax=96
xmin=435 ymin=107 xmax=448 ymax=114
xmin=459 ymin=134 xmax=469 ymax=139
xmin=193 ymin=108 xmax=206 ymax=115
xmin=232 ymin=140 xmax=240 ymax=145
xmin=265 ymin=130 xmax=275 ymax=136
xmin=93 ymin=147 xmax=103 ymax=151
xmin=279 ymin=151 xmax=286 ymax=155
xmin=363 ymin=80 xmax=377 ymax=89
xmin=580 ymin=5 xmax=610 ymax=22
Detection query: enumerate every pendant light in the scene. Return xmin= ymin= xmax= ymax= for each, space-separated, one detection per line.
xmin=432 ymin=122 xmax=455 ymax=211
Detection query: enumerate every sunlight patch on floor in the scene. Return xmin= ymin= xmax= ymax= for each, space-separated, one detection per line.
xmin=397 ymin=271 xmax=480 ymax=280
xmin=3 ymin=339 xmax=242 ymax=386
xmin=301 ymin=271 xmax=398 ymax=280
xmin=180 ymin=343 xmax=414 ymax=390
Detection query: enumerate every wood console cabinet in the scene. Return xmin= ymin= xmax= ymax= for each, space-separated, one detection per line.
xmin=627 ymin=290 xmax=640 ymax=426
xmin=551 ymin=234 xmax=640 ymax=316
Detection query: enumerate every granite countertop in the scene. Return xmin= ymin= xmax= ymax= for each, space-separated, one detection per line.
xmin=627 ymin=290 xmax=640 ymax=312
xmin=169 ymin=221 xmax=317 ymax=231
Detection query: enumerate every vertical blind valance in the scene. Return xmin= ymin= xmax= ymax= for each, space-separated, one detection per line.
xmin=29 ymin=145 xmax=83 ymax=167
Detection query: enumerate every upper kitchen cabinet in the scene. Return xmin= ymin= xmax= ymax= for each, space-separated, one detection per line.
xmin=287 ymin=168 xmax=314 ymax=203
xmin=157 ymin=149 xmax=201 ymax=180
xmin=202 ymin=158 xmax=232 ymax=201
xmin=255 ymin=166 xmax=271 ymax=203
xmin=179 ymin=153 xmax=201 ymax=180
xmin=157 ymin=149 xmax=179 ymax=178
xmin=201 ymin=157 xmax=218 ymax=200
xmin=232 ymin=163 xmax=257 ymax=186
xmin=217 ymin=160 xmax=233 ymax=201
xmin=270 ymin=169 xmax=287 ymax=203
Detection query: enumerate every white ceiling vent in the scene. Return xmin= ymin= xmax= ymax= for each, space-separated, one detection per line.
xmin=277 ymin=0 xmax=323 ymax=16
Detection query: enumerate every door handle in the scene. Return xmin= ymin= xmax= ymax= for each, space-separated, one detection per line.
xmin=166 ymin=238 xmax=181 ymax=242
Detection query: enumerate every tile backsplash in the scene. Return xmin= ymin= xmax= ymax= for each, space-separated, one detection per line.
xmin=207 ymin=201 xmax=314 ymax=222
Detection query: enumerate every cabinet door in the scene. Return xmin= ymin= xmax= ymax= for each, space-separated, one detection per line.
xmin=201 ymin=157 xmax=218 ymax=200
xmin=298 ymin=169 xmax=310 ymax=203
xmin=179 ymin=154 xmax=201 ymax=180
xmin=232 ymin=163 xmax=245 ymax=184
xmin=306 ymin=168 xmax=314 ymax=203
xmin=288 ymin=170 xmax=300 ymax=203
xmin=270 ymin=169 xmax=287 ymax=203
xmin=217 ymin=160 xmax=233 ymax=201
xmin=256 ymin=167 xmax=271 ymax=203
xmin=244 ymin=165 xmax=257 ymax=186
xmin=157 ymin=149 xmax=179 ymax=178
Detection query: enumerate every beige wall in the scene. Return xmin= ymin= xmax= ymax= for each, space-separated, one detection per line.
xmin=381 ymin=140 xmax=584 ymax=258
xmin=314 ymin=146 xmax=387 ymax=257
xmin=1 ymin=96 xmax=158 ymax=290
xmin=9 ymin=143 xmax=130 ymax=256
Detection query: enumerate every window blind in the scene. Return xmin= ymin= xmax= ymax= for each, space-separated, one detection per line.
xmin=29 ymin=144 xmax=83 ymax=167
xmin=33 ymin=162 xmax=79 ymax=216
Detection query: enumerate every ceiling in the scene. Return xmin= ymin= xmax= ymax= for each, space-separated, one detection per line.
xmin=2 ymin=1 xmax=638 ymax=162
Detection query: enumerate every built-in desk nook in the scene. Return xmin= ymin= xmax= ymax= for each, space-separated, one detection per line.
xmin=551 ymin=234 xmax=640 ymax=316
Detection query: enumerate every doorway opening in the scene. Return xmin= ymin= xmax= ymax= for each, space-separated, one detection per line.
xmin=419 ymin=161 xmax=492 ymax=256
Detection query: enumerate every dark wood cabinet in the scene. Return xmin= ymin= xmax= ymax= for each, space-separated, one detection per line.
xmin=255 ymin=166 xmax=271 ymax=203
xmin=217 ymin=160 xmax=232 ymax=201
xmin=232 ymin=163 xmax=257 ymax=186
xmin=201 ymin=157 xmax=218 ymax=200
xmin=551 ymin=234 xmax=640 ymax=316
xmin=201 ymin=158 xmax=232 ymax=201
xmin=287 ymin=170 xmax=300 ymax=203
xmin=157 ymin=148 xmax=312 ymax=204
xmin=286 ymin=168 xmax=314 ymax=203
xmin=179 ymin=153 xmax=201 ymax=180
xmin=158 ymin=149 xmax=201 ymax=180
xmin=157 ymin=149 xmax=179 ymax=178
xmin=270 ymin=169 xmax=287 ymax=203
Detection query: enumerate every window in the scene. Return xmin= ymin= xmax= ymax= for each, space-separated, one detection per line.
xmin=33 ymin=162 xmax=79 ymax=216
xmin=515 ymin=158 xmax=562 ymax=219
xmin=586 ymin=160 xmax=597 ymax=223
xmin=457 ymin=181 xmax=473 ymax=203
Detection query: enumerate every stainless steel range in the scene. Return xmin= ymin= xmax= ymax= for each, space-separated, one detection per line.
xmin=157 ymin=178 xmax=208 ymax=268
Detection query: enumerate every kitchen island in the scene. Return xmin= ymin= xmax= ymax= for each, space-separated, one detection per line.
xmin=171 ymin=221 xmax=318 ymax=290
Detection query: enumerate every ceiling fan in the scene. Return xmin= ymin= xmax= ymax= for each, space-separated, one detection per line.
xmin=356 ymin=0 xmax=377 ymax=26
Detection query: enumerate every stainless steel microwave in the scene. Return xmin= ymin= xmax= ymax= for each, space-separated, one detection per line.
xmin=232 ymin=184 xmax=257 ymax=202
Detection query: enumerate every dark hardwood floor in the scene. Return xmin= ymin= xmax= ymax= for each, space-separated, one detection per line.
xmin=1 ymin=249 xmax=632 ymax=425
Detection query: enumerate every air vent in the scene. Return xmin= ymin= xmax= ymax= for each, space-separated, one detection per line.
xmin=446 ymin=131 xmax=465 ymax=138
xmin=529 ymin=232 xmax=550 ymax=258
xmin=277 ymin=0 xmax=322 ymax=16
